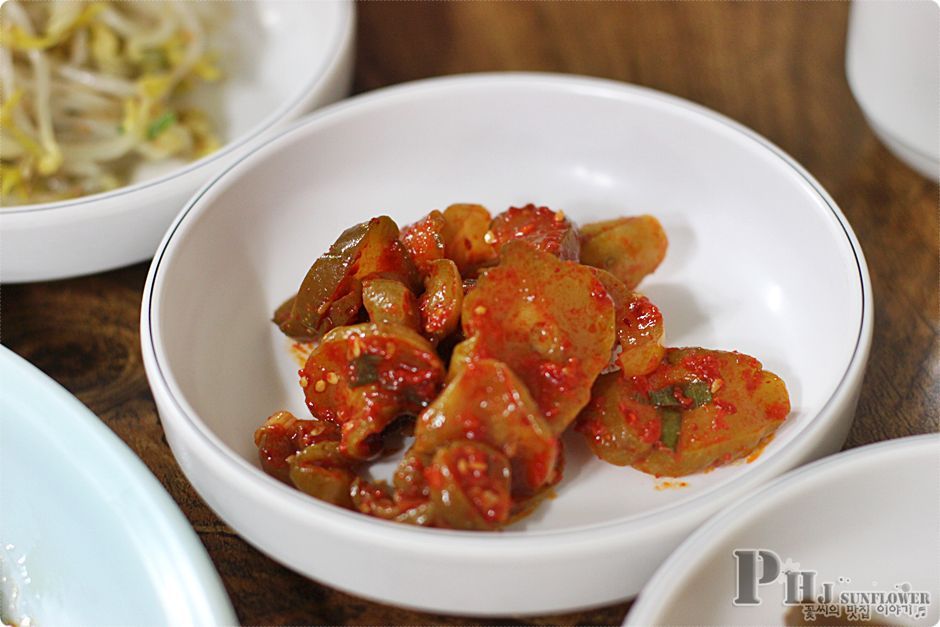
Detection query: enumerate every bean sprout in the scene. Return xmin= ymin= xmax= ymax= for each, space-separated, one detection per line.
xmin=0 ymin=0 xmax=225 ymax=204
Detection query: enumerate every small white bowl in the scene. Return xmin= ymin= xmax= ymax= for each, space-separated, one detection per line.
xmin=846 ymin=1 xmax=939 ymax=180
xmin=141 ymin=73 xmax=873 ymax=615
xmin=0 ymin=0 xmax=354 ymax=283
xmin=625 ymin=434 xmax=940 ymax=626
xmin=0 ymin=345 xmax=236 ymax=625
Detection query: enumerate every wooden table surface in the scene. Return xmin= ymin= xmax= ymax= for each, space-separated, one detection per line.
xmin=2 ymin=2 xmax=938 ymax=625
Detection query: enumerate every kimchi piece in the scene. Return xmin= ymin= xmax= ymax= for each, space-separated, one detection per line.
xmin=580 ymin=215 xmax=667 ymax=289
xmin=459 ymin=241 xmax=616 ymax=433
xmin=577 ymin=348 xmax=790 ymax=476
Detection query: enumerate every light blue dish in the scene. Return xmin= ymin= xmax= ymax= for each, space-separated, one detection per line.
xmin=0 ymin=346 xmax=236 ymax=626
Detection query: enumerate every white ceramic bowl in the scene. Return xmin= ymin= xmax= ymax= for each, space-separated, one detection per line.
xmin=141 ymin=73 xmax=873 ymax=615
xmin=846 ymin=0 xmax=939 ymax=180
xmin=0 ymin=0 xmax=354 ymax=283
xmin=0 ymin=345 xmax=236 ymax=626
xmin=626 ymin=434 xmax=940 ymax=626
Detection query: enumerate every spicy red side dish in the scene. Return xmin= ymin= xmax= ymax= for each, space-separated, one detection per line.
xmin=255 ymin=203 xmax=790 ymax=530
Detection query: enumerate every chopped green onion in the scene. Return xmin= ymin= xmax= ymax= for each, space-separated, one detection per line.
xmin=146 ymin=111 xmax=176 ymax=140
xmin=648 ymin=386 xmax=680 ymax=407
xmin=660 ymin=409 xmax=682 ymax=450
xmin=684 ymin=380 xmax=712 ymax=407
xmin=351 ymin=354 xmax=382 ymax=388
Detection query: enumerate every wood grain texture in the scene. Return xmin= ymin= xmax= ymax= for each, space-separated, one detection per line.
xmin=1 ymin=3 xmax=937 ymax=625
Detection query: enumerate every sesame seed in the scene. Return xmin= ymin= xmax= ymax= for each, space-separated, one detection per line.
xmin=468 ymin=459 xmax=487 ymax=471
xmin=474 ymin=305 xmax=487 ymax=315
xmin=479 ymin=490 xmax=499 ymax=506
xmin=326 ymin=372 xmax=339 ymax=385
xmin=314 ymin=380 xmax=327 ymax=393
xmin=483 ymin=230 xmax=496 ymax=245
xmin=299 ymin=376 xmax=309 ymax=388
xmin=554 ymin=209 xmax=565 ymax=222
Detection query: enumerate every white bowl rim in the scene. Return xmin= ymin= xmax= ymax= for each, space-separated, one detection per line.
xmin=624 ymin=433 xmax=940 ymax=625
xmin=142 ymin=72 xmax=874 ymax=550
xmin=0 ymin=0 xmax=354 ymax=216
xmin=0 ymin=344 xmax=238 ymax=624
